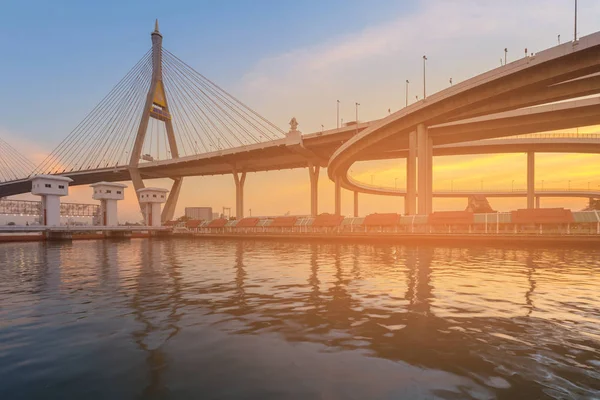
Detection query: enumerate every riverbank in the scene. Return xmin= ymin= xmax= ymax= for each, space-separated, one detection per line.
xmin=177 ymin=232 xmax=600 ymax=247
xmin=3 ymin=231 xmax=599 ymax=247
xmin=0 ymin=232 xmax=152 ymax=243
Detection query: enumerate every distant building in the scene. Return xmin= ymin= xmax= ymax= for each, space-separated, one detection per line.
xmin=185 ymin=207 xmax=213 ymax=221
xmin=212 ymin=212 xmax=220 ymax=220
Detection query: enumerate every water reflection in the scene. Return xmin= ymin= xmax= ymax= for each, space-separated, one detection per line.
xmin=0 ymin=239 xmax=599 ymax=399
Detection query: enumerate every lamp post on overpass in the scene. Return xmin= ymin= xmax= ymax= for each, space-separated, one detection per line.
xmin=422 ymin=56 xmax=427 ymax=99
xmin=504 ymin=48 xmax=508 ymax=65
xmin=575 ymin=0 xmax=578 ymax=41
xmin=405 ymin=80 xmax=409 ymax=107
xmin=355 ymin=102 xmax=360 ymax=135
xmin=337 ymin=100 xmax=340 ymax=129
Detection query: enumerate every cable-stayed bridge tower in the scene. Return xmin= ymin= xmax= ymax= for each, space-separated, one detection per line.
xmin=30 ymin=21 xmax=285 ymax=223
xmin=129 ymin=20 xmax=181 ymax=222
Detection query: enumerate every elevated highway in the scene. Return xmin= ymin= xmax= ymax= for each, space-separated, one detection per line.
xmin=327 ymin=31 xmax=600 ymax=215
xmin=2 ymin=26 xmax=600 ymax=219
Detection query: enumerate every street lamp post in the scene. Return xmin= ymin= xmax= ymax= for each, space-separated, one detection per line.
xmin=355 ymin=102 xmax=360 ymax=135
xmin=575 ymin=0 xmax=578 ymax=41
xmin=336 ymin=100 xmax=340 ymax=129
xmin=423 ymin=55 xmax=428 ymax=99
xmin=405 ymin=80 xmax=409 ymax=107
xmin=504 ymin=48 xmax=508 ymax=65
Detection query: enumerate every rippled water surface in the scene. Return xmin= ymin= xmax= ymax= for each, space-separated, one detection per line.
xmin=1 ymin=238 xmax=599 ymax=399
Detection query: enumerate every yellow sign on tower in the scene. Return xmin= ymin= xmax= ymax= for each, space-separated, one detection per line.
xmin=152 ymin=80 xmax=167 ymax=108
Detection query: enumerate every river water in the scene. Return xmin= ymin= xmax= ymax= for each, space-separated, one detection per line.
xmin=0 ymin=238 xmax=598 ymax=399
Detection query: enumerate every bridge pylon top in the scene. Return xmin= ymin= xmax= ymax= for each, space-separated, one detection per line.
xmin=30 ymin=23 xmax=286 ymax=177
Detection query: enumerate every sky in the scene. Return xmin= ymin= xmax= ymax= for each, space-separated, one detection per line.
xmin=2 ymin=0 xmax=600 ymax=222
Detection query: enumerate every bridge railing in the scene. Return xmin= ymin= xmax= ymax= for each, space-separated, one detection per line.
xmin=480 ymin=132 xmax=600 ymax=140
xmin=348 ymin=179 xmax=600 ymax=194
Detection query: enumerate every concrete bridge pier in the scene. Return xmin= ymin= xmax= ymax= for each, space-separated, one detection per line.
xmin=233 ymin=169 xmax=246 ymax=219
xmin=354 ymin=191 xmax=359 ymax=217
xmin=308 ymin=163 xmax=320 ymax=217
xmin=536 ymin=196 xmax=541 ymax=208
xmin=162 ymin=178 xmax=182 ymax=222
xmin=405 ymin=131 xmax=417 ymax=215
xmin=335 ymin=177 xmax=341 ymax=216
xmin=527 ymin=151 xmax=535 ymax=209
xmin=417 ymin=124 xmax=432 ymax=215
xmin=427 ymin=136 xmax=433 ymax=214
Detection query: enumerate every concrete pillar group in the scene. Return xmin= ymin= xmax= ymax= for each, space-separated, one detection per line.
xmin=527 ymin=151 xmax=535 ymax=209
xmin=233 ymin=170 xmax=247 ymax=220
xmin=308 ymin=163 xmax=320 ymax=217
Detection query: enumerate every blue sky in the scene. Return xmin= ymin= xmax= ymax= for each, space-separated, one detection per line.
xmin=0 ymin=0 xmax=414 ymax=143
xmin=2 ymin=0 xmax=600 ymax=220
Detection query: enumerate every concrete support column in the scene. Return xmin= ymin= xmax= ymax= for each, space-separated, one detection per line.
xmin=527 ymin=151 xmax=535 ymax=209
xmin=535 ymin=196 xmax=540 ymax=209
xmin=334 ymin=177 xmax=341 ymax=216
xmin=233 ymin=170 xmax=247 ymax=220
xmin=161 ymin=177 xmax=182 ymax=222
xmin=99 ymin=200 xmax=119 ymax=226
xmin=308 ymin=163 xmax=320 ymax=217
xmin=43 ymin=196 xmax=61 ymax=226
xmin=353 ymin=191 xmax=359 ymax=217
xmin=406 ymin=131 xmax=417 ymax=215
xmin=417 ymin=124 xmax=430 ymax=215
xmin=426 ymin=136 xmax=433 ymax=214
